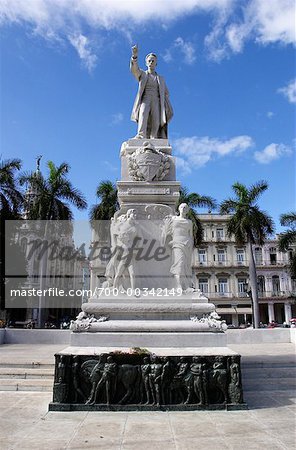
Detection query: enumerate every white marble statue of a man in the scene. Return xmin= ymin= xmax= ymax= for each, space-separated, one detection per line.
xmin=130 ymin=45 xmax=173 ymax=139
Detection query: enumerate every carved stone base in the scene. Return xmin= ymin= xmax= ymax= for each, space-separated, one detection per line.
xmin=49 ymin=347 xmax=247 ymax=411
xmin=49 ymin=403 xmax=248 ymax=411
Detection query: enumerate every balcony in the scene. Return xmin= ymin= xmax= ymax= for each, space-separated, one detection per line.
xmin=205 ymin=292 xmax=233 ymax=299
xmin=255 ymin=260 xmax=287 ymax=267
xmin=194 ymin=259 xmax=249 ymax=268
xmin=258 ymin=290 xmax=290 ymax=298
xmin=238 ymin=292 xmax=249 ymax=298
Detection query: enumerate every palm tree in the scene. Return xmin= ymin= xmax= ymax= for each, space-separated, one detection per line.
xmin=0 ymin=158 xmax=23 ymax=312
xmin=220 ymin=181 xmax=274 ymax=328
xmin=278 ymin=212 xmax=296 ymax=279
xmin=178 ymin=186 xmax=217 ymax=246
xmin=89 ymin=180 xmax=119 ymax=242
xmin=20 ymin=161 xmax=87 ymax=327
xmin=90 ymin=180 xmax=119 ymax=222
xmin=0 ymin=158 xmax=23 ymax=217
xmin=20 ymin=161 xmax=87 ymax=220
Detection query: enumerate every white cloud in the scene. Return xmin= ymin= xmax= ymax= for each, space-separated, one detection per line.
xmin=0 ymin=0 xmax=294 ymax=68
xmin=278 ymin=79 xmax=296 ymax=104
xmin=68 ymin=34 xmax=97 ymax=72
xmin=0 ymin=1 xmax=233 ymax=30
xmin=205 ymin=0 xmax=295 ymax=61
xmin=174 ymin=135 xmax=254 ymax=172
xmin=267 ymin=111 xmax=274 ymax=119
xmin=254 ymin=143 xmax=292 ymax=164
xmin=174 ymin=156 xmax=192 ymax=175
xmin=251 ymin=0 xmax=295 ymax=46
xmin=175 ymin=37 xmax=196 ymax=64
xmin=111 ymin=112 xmax=124 ymax=125
xmin=163 ymin=37 xmax=196 ymax=65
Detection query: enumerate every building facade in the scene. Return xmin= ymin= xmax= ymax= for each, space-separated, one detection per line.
xmin=194 ymin=214 xmax=296 ymax=326
xmin=7 ymin=221 xmax=90 ymax=326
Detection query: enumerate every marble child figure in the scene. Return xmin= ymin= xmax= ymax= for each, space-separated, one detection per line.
xmin=130 ymin=45 xmax=173 ymax=139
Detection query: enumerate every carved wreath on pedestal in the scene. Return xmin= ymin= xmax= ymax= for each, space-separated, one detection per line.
xmin=128 ymin=141 xmax=170 ymax=181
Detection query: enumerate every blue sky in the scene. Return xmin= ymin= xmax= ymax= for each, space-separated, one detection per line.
xmin=0 ymin=0 xmax=295 ymax=232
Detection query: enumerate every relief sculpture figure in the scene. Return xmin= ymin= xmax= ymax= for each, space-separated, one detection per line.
xmin=162 ymin=203 xmax=194 ymax=291
xmin=105 ymin=209 xmax=141 ymax=292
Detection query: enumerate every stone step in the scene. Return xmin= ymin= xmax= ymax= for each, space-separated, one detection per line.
xmin=0 ymin=378 xmax=53 ymax=391
xmin=241 ymin=361 xmax=296 ymax=368
xmin=244 ymin=385 xmax=295 ymax=392
xmin=0 ymin=357 xmax=54 ymax=369
xmin=241 ymin=367 xmax=295 ymax=379
xmin=70 ymin=331 xmax=227 ymax=347
xmin=243 ymin=377 xmax=296 ymax=389
xmin=0 ymin=367 xmax=54 ymax=379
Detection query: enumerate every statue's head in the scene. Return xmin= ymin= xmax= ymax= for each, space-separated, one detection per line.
xmin=145 ymin=53 xmax=157 ymax=70
xmin=178 ymin=203 xmax=189 ymax=217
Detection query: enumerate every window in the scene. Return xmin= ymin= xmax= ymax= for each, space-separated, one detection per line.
xmin=257 ymin=276 xmax=265 ymax=294
xmin=255 ymin=247 xmax=262 ymax=265
xmin=216 ymin=228 xmax=224 ymax=240
xmin=217 ymin=249 xmax=226 ymax=263
xmin=269 ymin=247 xmax=277 ymax=265
xmin=238 ymin=278 xmax=247 ymax=294
xmin=270 ymin=254 xmax=277 ymax=264
xmin=198 ymin=278 xmax=209 ymax=293
xmin=236 ymin=249 xmax=244 ymax=264
xmin=272 ymin=275 xmax=280 ymax=294
xmin=218 ymin=278 xmax=228 ymax=294
xmin=198 ymin=249 xmax=206 ymax=263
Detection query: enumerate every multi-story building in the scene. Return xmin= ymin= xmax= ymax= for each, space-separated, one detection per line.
xmin=7 ymin=221 xmax=90 ymax=326
xmin=194 ymin=214 xmax=296 ymax=326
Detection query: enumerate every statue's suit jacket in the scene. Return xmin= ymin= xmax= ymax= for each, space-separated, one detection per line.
xmin=130 ymin=58 xmax=173 ymax=127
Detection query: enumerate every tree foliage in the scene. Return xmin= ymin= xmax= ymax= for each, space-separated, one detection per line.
xmin=178 ymin=186 xmax=217 ymax=247
xmin=220 ymin=180 xmax=274 ymax=328
xmin=20 ymin=161 xmax=87 ymax=220
xmin=220 ymin=181 xmax=274 ymax=245
xmin=278 ymin=212 xmax=296 ymax=279
xmin=89 ymin=180 xmax=119 ymax=223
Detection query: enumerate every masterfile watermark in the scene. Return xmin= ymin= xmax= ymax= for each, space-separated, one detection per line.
xmin=5 ymin=219 xmax=173 ymax=308
xmin=10 ymin=287 xmax=93 ymax=298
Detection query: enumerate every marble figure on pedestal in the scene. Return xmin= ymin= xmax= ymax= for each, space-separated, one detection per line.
xmin=130 ymin=45 xmax=173 ymax=139
xmin=162 ymin=203 xmax=194 ymax=291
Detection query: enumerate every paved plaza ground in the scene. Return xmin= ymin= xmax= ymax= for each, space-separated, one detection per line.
xmin=0 ymin=342 xmax=295 ymax=450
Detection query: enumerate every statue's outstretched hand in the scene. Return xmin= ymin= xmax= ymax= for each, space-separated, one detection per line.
xmin=132 ymin=44 xmax=138 ymax=57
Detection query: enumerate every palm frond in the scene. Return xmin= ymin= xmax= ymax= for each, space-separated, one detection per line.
xmin=280 ymin=212 xmax=296 ymax=228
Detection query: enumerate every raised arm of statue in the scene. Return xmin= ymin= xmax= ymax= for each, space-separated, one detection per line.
xmin=130 ymin=44 xmax=142 ymax=80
